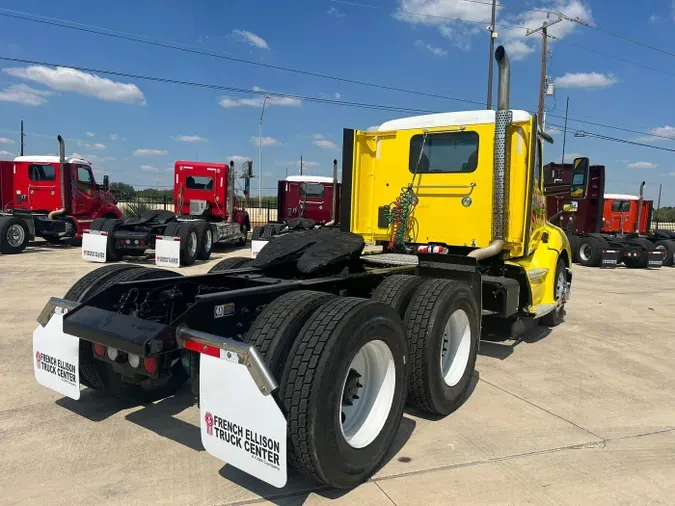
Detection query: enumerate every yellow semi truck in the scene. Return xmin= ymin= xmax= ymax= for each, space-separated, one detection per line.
xmin=32 ymin=46 xmax=578 ymax=491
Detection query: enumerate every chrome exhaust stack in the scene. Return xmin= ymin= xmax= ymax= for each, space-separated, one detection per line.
xmin=226 ymin=160 xmax=235 ymax=223
xmin=48 ymin=135 xmax=67 ymax=220
xmin=469 ymin=45 xmax=511 ymax=260
xmin=326 ymin=159 xmax=339 ymax=227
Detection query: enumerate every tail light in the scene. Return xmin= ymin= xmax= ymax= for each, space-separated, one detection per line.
xmin=128 ymin=354 xmax=141 ymax=368
xmin=143 ymin=357 xmax=157 ymax=374
xmin=93 ymin=343 xmax=106 ymax=358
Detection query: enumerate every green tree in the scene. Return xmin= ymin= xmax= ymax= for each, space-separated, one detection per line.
xmin=109 ymin=182 xmax=136 ymax=200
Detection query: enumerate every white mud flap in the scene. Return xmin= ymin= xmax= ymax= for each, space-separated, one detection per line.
xmin=33 ymin=310 xmax=80 ymax=400
xmin=194 ymin=342 xmax=287 ymax=488
xmin=155 ymin=236 xmax=181 ymax=267
xmin=251 ymin=239 xmax=268 ymax=259
xmin=81 ymin=230 xmax=107 ymax=263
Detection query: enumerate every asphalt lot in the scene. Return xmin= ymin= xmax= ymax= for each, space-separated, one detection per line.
xmin=1 ymin=241 xmax=674 ymax=505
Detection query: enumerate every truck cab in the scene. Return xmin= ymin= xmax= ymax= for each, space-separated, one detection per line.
xmin=0 ymin=139 xmax=122 ymax=253
xmin=601 ymin=194 xmax=651 ymax=234
xmin=173 ymin=160 xmax=248 ymax=229
xmin=277 ymin=175 xmax=340 ymax=225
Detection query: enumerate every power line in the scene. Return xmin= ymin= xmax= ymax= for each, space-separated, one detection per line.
xmin=547 ymin=115 xmax=674 ymax=143
xmin=548 ymin=123 xmax=675 ymax=153
xmin=0 ymin=8 xmax=483 ymax=106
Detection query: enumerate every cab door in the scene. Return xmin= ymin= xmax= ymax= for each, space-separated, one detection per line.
xmin=71 ymin=165 xmax=98 ymax=219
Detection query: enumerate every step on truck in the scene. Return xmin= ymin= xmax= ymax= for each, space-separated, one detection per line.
xmin=0 ymin=136 xmax=122 ymax=254
xmin=81 ymin=159 xmax=250 ymax=267
xmin=545 ymin=161 xmax=670 ymax=268
xmin=33 ymin=46 xmax=575 ymax=490
xmin=250 ymin=160 xmax=340 ymax=254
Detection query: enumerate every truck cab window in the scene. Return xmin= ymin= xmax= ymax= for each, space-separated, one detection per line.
xmin=186 ymin=176 xmax=213 ymax=190
xmin=611 ymin=200 xmax=631 ymax=212
xmin=77 ymin=166 xmax=94 ymax=187
xmin=300 ymin=183 xmax=325 ymax=198
xmin=28 ymin=164 xmax=56 ymax=181
xmin=409 ymin=131 xmax=479 ymax=174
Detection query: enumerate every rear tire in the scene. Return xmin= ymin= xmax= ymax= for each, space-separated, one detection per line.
xmin=101 ymin=218 xmax=124 ymax=261
xmin=370 ymin=274 xmax=423 ymax=318
xmin=279 ymin=298 xmax=408 ymax=489
xmin=207 ymin=256 xmax=253 ymax=272
xmin=261 ymin=223 xmax=278 ymax=239
xmin=196 ymin=222 xmax=213 ymax=261
xmin=245 ymin=290 xmax=335 ymax=381
xmin=404 ymin=279 xmax=479 ymax=415
xmin=654 ymin=239 xmax=675 ymax=267
xmin=236 ymin=224 xmax=248 ymax=246
xmin=89 ymin=218 xmax=107 ymax=232
xmin=0 ymin=216 xmax=29 ymax=254
xmin=176 ymin=222 xmax=199 ymax=266
xmin=577 ymin=236 xmax=602 ymax=267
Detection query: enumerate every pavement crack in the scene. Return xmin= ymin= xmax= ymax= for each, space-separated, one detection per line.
xmin=478 ymin=377 xmax=605 ymax=441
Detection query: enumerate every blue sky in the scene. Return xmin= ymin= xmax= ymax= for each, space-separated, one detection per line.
xmin=0 ymin=0 xmax=673 ymax=204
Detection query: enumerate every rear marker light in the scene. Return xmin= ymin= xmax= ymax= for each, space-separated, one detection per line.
xmin=143 ymin=357 xmax=157 ymax=374
xmin=94 ymin=343 xmax=106 ymax=358
xmin=128 ymin=354 xmax=141 ymax=368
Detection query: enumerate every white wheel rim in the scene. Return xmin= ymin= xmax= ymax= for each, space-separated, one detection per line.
xmin=188 ymin=231 xmax=197 ymax=256
xmin=205 ymin=229 xmax=212 ymax=251
xmin=579 ymin=243 xmax=591 ymax=261
xmin=339 ymin=339 xmax=396 ymax=449
xmin=7 ymin=223 xmax=25 ymax=248
xmin=440 ymin=309 xmax=472 ymax=387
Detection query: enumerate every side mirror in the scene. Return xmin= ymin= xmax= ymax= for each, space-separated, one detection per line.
xmin=570 ymin=157 xmax=589 ymax=199
xmin=103 ymin=175 xmax=109 ymax=192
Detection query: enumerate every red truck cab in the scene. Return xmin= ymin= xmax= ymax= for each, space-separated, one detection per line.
xmin=601 ymin=194 xmax=651 ymax=234
xmin=173 ymin=160 xmax=249 ymax=229
xmin=277 ymin=175 xmax=340 ymax=225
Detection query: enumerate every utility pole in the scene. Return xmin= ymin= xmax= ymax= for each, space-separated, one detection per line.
xmin=300 ymin=155 xmax=303 ymax=176
xmin=526 ymin=15 xmax=562 ymax=128
xmin=20 ymin=120 xmax=25 ymax=156
xmin=258 ymin=94 xmax=269 ymax=208
xmin=561 ymin=96 xmax=569 ymax=164
xmin=486 ymin=0 xmax=498 ymax=110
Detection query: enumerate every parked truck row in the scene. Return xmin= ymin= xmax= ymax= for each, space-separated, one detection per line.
xmin=545 ymin=161 xmax=674 ymax=268
xmin=34 ymin=47 xmax=576 ymax=490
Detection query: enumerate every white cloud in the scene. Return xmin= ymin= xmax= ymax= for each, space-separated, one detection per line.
xmin=276 ymin=160 xmax=321 ymax=168
xmin=0 ymin=149 xmax=15 ymax=159
xmin=366 ymin=125 xmax=379 ymax=132
xmin=635 ymin=125 xmax=675 ymax=143
xmin=110 ymin=133 xmax=120 ymax=141
xmin=414 ymin=39 xmax=448 ymax=56
xmin=313 ymin=134 xmax=340 ymax=152
xmin=395 ymin=0 xmax=593 ymax=60
xmin=554 ymin=72 xmax=618 ymax=89
xmin=627 ymin=162 xmax=657 ymax=169
xmin=0 ymin=83 xmax=54 ymax=106
xmin=172 ymin=135 xmax=208 ymax=142
xmin=649 ymin=14 xmax=660 ymax=23
xmin=250 ymin=136 xmax=280 ymax=147
xmin=327 ymin=6 xmax=345 ymax=17
xmin=218 ymin=88 xmax=302 ymax=108
xmin=133 ymin=149 xmax=168 ymax=157
xmin=140 ymin=165 xmax=161 ymax=173
xmin=546 ymin=128 xmax=561 ymax=135
xmin=77 ymin=141 xmax=106 ymax=150
xmin=232 ymin=29 xmax=269 ymax=49
xmin=4 ymin=66 xmax=146 ymax=104
xmin=0 ymin=137 xmax=15 ymax=145
xmin=86 ymin=132 xmax=95 ymax=137
xmin=319 ymin=91 xmax=342 ymax=100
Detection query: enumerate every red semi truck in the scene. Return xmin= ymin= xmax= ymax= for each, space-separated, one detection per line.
xmin=0 ymin=136 xmax=122 ymax=254
xmin=251 ymin=160 xmax=341 ymax=240
xmin=82 ymin=159 xmax=250 ymax=266
xmin=545 ymin=160 xmax=673 ymax=268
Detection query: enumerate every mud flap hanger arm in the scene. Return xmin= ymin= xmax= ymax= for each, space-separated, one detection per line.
xmin=176 ymin=324 xmax=278 ymax=396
